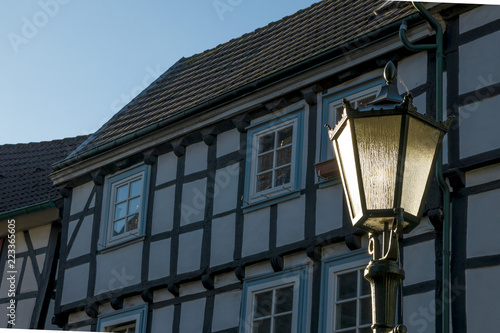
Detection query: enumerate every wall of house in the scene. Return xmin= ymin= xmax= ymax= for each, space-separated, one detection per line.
xmin=0 ymin=211 xmax=60 ymax=329
xmin=52 ymin=4 xmax=500 ymax=333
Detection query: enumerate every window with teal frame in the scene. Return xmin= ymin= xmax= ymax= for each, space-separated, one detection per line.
xmin=243 ymin=108 xmax=304 ymax=211
xmin=320 ymin=250 xmax=371 ymax=333
xmin=97 ymin=304 xmax=148 ymax=333
xmin=320 ymin=77 xmax=384 ymax=162
xmin=239 ymin=265 xmax=309 ymax=333
xmin=103 ymin=164 xmax=149 ymax=248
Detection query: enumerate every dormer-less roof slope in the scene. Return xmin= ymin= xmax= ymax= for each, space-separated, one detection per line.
xmin=0 ymin=136 xmax=89 ymax=214
xmin=56 ymin=0 xmax=416 ymax=169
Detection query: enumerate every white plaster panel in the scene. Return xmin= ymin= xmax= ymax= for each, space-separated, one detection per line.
xmin=211 ymin=214 xmax=235 ymax=267
xmin=179 ymin=298 xmax=206 ymax=333
xmin=459 ymin=30 xmax=500 ymax=94
xmin=151 ymin=185 xmax=175 ymax=234
xmin=0 ymin=258 xmax=23 ymax=298
xmin=181 ymin=178 xmax=207 ymax=225
xmin=276 ymin=196 xmax=305 ymax=247
xmin=404 ymin=217 xmax=434 ymax=239
xmin=67 ymin=215 xmax=93 ymax=260
xmin=95 ymin=242 xmax=142 ymax=295
xmin=460 ymin=5 xmax=500 ymax=33
xmin=403 ymin=291 xmax=435 ymax=333
xmin=156 ymin=152 xmax=177 ymax=186
xmin=467 ymin=188 xmax=500 ymax=257
xmin=245 ymin=261 xmax=273 ymax=278
xmin=179 ymin=281 xmax=205 ymax=297
xmin=29 ymin=224 xmax=51 ymax=249
xmin=322 ymin=242 xmax=350 ymax=260
xmin=154 ymin=288 xmax=175 ymax=303
xmin=316 ymin=184 xmax=343 ymax=235
xmin=61 ymin=263 xmax=89 ymax=305
xmin=459 ymin=95 xmax=500 ymax=158
xmin=403 ymin=241 xmax=435 ymax=286
xmin=0 ymin=302 xmax=8 ymax=328
xmin=412 ymin=92 xmax=426 ymax=115
xmin=283 ymin=251 xmax=309 ymax=269
xmin=68 ymin=310 xmax=89 ymax=325
xmin=466 ymin=265 xmax=500 ymax=332
xmin=397 ymin=52 xmax=427 ymax=93
xmin=214 ymin=271 xmax=240 ymax=288
xmin=15 ymin=231 xmax=28 ymax=254
xmin=177 ymin=229 xmax=203 ymax=274
xmin=213 ymin=163 xmax=240 ymax=215
xmin=242 ymin=207 xmax=270 ymax=257
xmin=20 ymin=257 xmax=38 ymax=293
xmin=123 ymin=295 xmax=143 ymax=308
xmin=466 ymin=163 xmax=500 ymax=187
xmin=151 ymin=305 xmax=174 ymax=333
xmin=149 ymin=238 xmax=171 ymax=280
xmin=36 ymin=254 xmax=46 ymax=272
xmin=16 ymin=298 xmax=36 ymax=329
xmin=184 ymin=141 xmax=208 ymax=175
xmin=217 ymin=128 xmax=240 ymax=157
xmin=70 ymin=182 xmax=94 ymax=215
xmin=212 ymin=290 xmax=242 ymax=332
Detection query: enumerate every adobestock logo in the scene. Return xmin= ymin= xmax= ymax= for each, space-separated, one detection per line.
xmin=7 ymin=0 xmax=71 ymax=54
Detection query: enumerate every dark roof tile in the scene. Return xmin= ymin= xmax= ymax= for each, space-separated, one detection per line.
xmin=64 ymin=0 xmax=415 ymax=162
xmin=0 ymin=136 xmax=90 ymax=213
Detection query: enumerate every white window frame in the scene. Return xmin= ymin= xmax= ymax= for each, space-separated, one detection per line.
xmin=104 ymin=164 xmax=149 ymax=248
xmin=320 ymin=251 xmax=371 ymax=333
xmin=320 ymin=77 xmax=384 ymax=162
xmin=244 ymin=108 xmax=304 ymax=208
xmin=240 ymin=265 xmax=309 ymax=333
xmin=97 ymin=305 xmax=147 ymax=333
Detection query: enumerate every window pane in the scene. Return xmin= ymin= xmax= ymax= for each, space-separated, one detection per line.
xmin=360 ymin=297 xmax=371 ymax=325
xmin=254 ymin=291 xmax=273 ymax=318
xmin=276 ymin=146 xmax=292 ymax=167
xmin=336 ymin=301 xmax=357 ymax=329
xmin=277 ymin=127 xmax=293 ymax=147
xmin=274 ymin=286 xmax=293 ymax=314
xmin=114 ymin=202 xmax=127 ymax=220
xmin=127 ymin=214 xmax=139 ymax=232
xmin=273 ymin=314 xmax=292 ymax=333
xmin=257 ymin=172 xmax=272 ymax=192
xmin=337 ymin=271 xmax=357 ymax=300
xmin=258 ymin=152 xmax=274 ymax=172
xmin=113 ymin=219 xmax=125 ymax=236
xmin=274 ymin=166 xmax=290 ymax=186
xmin=129 ymin=179 xmax=142 ymax=198
xmin=116 ymin=185 xmax=128 ymax=203
xmin=252 ymin=318 xmax=271 ymax=333
xmin=128 ymin=197 xmax=140 ymax=215
xmin=259 ymin=134 xmax=275 ymax=153
xmin=359 ymin=327 xmax=372 ymax=333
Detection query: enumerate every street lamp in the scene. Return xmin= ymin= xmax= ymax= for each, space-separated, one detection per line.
xmin=327 ymin=61 xmax=450 ymax=333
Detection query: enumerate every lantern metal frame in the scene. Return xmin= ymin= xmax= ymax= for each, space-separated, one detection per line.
xmin=328 ymin=90 xmax=449 ymax=234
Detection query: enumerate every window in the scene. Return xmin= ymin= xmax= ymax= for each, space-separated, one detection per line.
xmin=321 ymin=252 xmax=372 ymax=333
xmin=320 ymin=78 xmax=383 ymax=161
xmin=244 ymin=109 xmax=304 ymax=207
xmin=97 ymin=305 xmax=147 ymax=333
xmin=104 ymin=165 xmax=149 ymax=247
xmin=240 ymin=265 xmax=308 ymax=333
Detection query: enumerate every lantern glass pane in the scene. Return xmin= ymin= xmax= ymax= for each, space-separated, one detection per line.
xmin=335 ymin=121 xmax=362 ymax=220
xmin=401 ymin=117 xmax=441 ymax=216
xmin=354 ymin=116 xmax=401 ymax=210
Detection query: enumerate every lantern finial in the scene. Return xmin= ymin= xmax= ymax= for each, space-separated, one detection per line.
xmin=384 ymin=61 xmax=397 ymax=84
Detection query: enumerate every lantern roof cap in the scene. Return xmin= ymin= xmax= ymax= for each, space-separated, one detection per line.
xmin=366 ymin=61 xmax=404 ymax=108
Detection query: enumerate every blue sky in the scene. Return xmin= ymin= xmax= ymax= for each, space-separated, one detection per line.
xmin=0 ymin=0 xmax=319 ymax=144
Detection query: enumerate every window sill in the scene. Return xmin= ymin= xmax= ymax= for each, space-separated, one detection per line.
xmin=314 ymin=158 xmax=339 ymax=179
xmin=98 ymin=235 xmax=145 ymax=254
xmin=242 ymin=190 xmax=301 ymax=214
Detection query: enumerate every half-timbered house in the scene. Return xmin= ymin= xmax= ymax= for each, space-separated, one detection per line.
xmin=0 ymin=136 xmax=89 ymax=329
xmin=47 ymin=1 xmax=500 ymax=332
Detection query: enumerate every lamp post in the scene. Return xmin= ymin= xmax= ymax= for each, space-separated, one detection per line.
xmin=327 ymin=61 xmax=450 ymax=333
